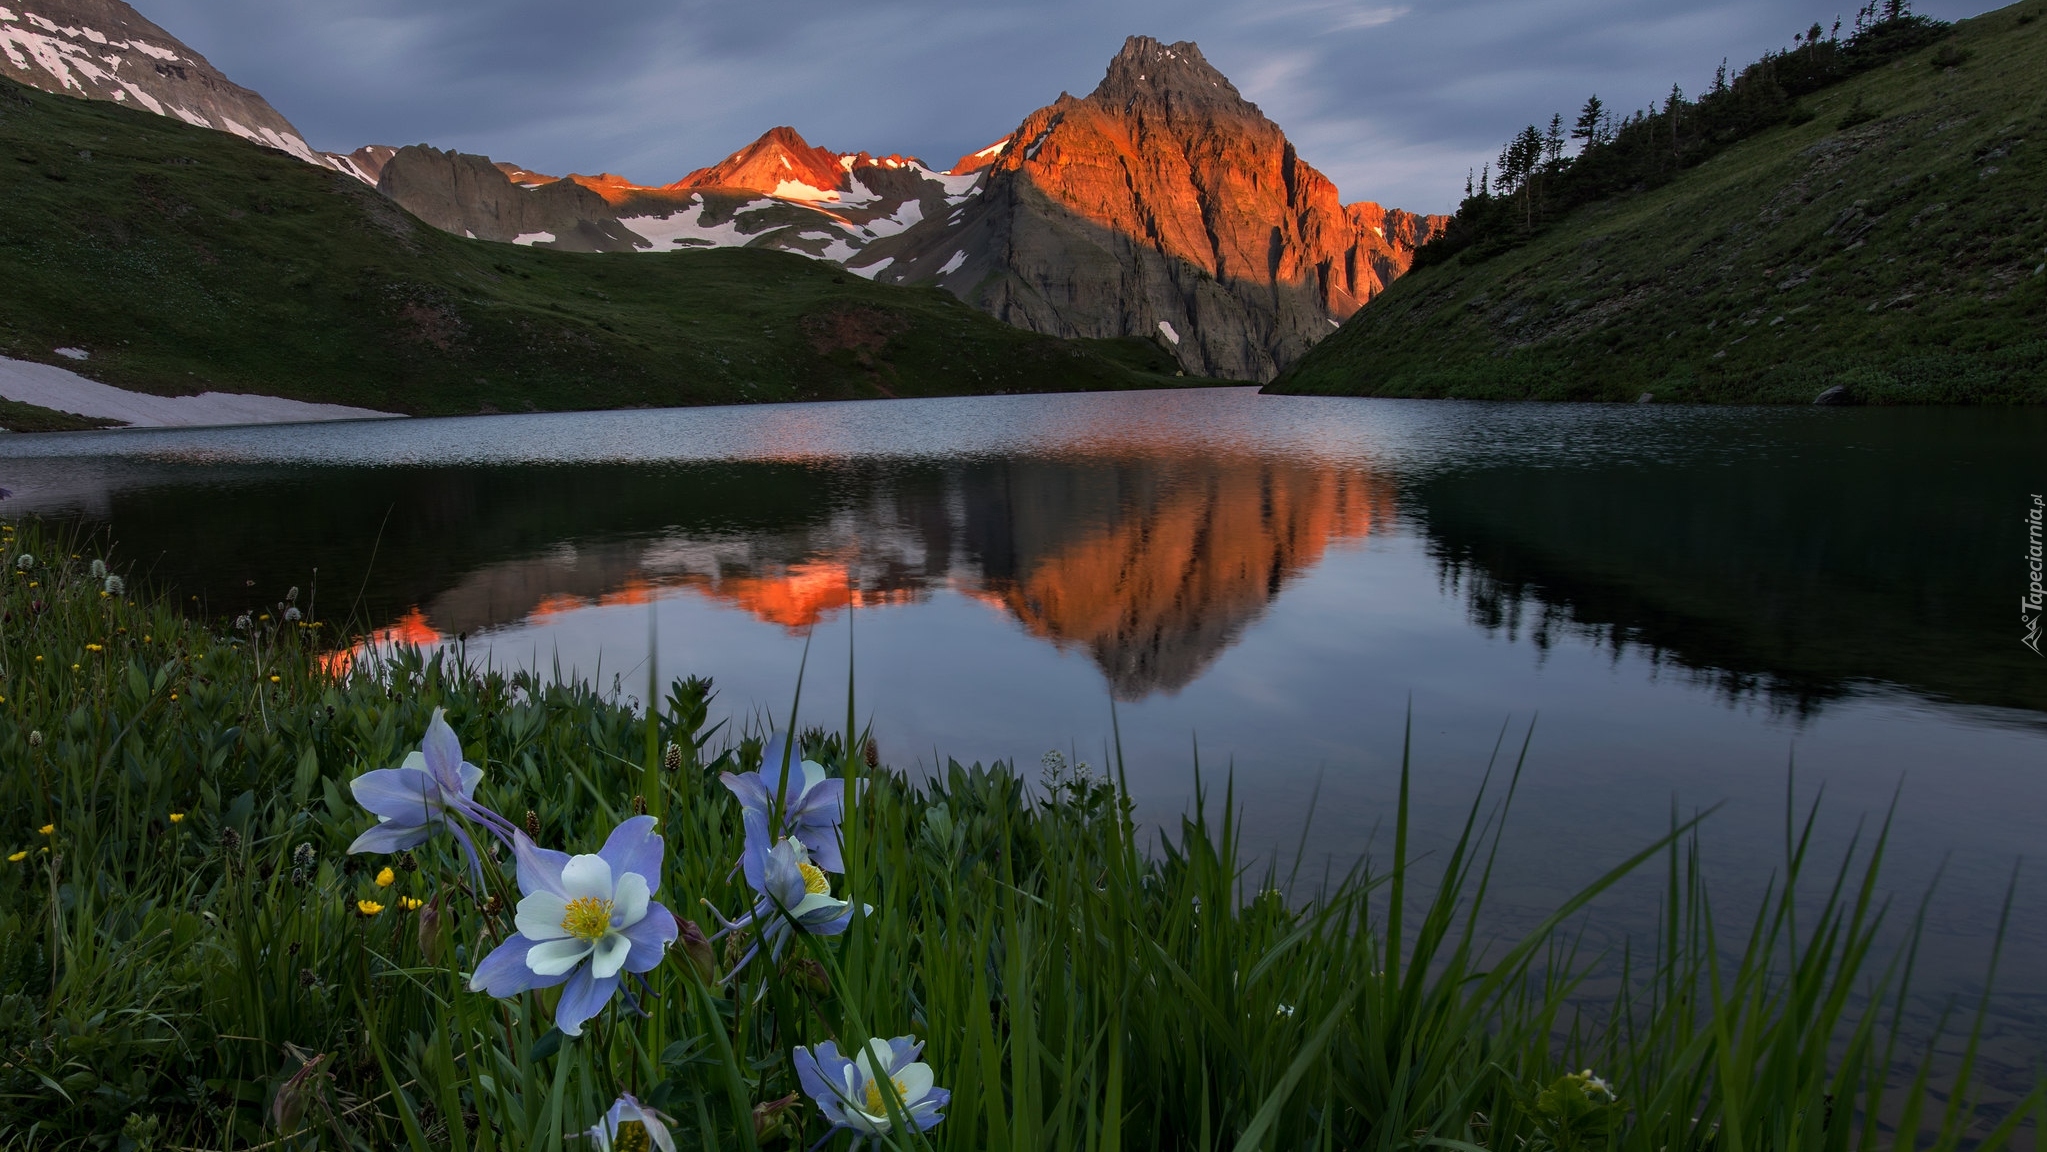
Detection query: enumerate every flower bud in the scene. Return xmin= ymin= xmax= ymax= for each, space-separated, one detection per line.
xmin=89 ymin=559 xmax=106 ymax=579
xmin=398 ymin=850 xmax=418 ymax=873
xmin=27 ymin=730 xmax=42 ymax=748
xmin=14 ymin=553 xmax=33 ymax=571
xmin=676 ymin=915 xmax=717 ymax=985
xmin=417 ymin=899 xmax=449 ymax=964
xmin=663 ymin=741 xmax=683 ymax=773
xmin=752 ymin=1092 xmax=801 ymax=1143
xmin=271 ymin=1053 xmax=329 ymax=1134
xmin=631 ymin=793 xmax=647 ymax=816
xmin=525 ymin=809 xmax=542 ymax=839
xmin=104 ymin=575 xmax=124 ymax=597
xmin=863 ymin=737 xmax=879 ymax=769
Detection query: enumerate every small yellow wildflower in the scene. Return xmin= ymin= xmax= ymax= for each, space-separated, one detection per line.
xmin=357 ymin=900 xmax=385 ymax=916
xmin=6 ymin=851 xmax=25 ymax=863
xmin=70 ymin=664 xmax=80 ymax=672
xmin=259 ymin=613 xmax=271 ymax=621
xmin=398 ymin=896 xmax=424 ymax=911
xmin=39 ymin=824 xmax=54 ymax=836
xmin=268 ymin=675 xmax=281 ymax=684
xmin=168 ymin=813 xmax=185 ymax=824
xmin=85 ymin=643 xmax=102 ymax=653
xmin=33 ymin=655 xmax=41 ymax=662
xmin=375 ymin=867 xmax=396 ymax=887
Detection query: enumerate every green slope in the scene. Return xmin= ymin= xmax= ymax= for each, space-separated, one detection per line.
xmin=0 ymin=77 xmax=1190 ymax=417
xmin=1272 ymin=1 xmax=2047 ymax=404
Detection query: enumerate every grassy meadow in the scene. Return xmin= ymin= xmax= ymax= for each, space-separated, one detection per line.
xmin=0 ymin=515 xmax=2038 ymax=1150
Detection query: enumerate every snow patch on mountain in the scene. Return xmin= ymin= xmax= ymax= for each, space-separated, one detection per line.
xmin=617 ymin=198 xmax=773 ymax=249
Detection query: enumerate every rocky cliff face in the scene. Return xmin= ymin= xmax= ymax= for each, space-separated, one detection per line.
xmin=0 ymin=0 xmax=371 ymax=176
xmin=855 ymin=37 xmax=1448 ymax=380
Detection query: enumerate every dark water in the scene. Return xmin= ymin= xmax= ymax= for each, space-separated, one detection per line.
xmin=3 ymin=389 xmax=2042 ymax=1091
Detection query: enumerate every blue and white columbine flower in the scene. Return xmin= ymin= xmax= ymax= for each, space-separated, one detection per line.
xmin=579 ymin=1092 xmax=675 ymax=1152
xmin=721 ymin=735 xmax=848 ymax=872
xmin=794 ymin=1036 xmax=949 ymax=1144
xmin=714 ymin=810 xmax=855 ymax=972
xmin=469 ymin=815 xmax=679 ymax=1036
xmin=347 ymin=708 xmax=516 ymax=872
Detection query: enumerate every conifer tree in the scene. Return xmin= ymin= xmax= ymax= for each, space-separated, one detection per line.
xmin=1572 ymin=95 xmax=1606 ymax=151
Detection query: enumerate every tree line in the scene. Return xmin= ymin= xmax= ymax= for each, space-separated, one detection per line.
xmin=1413 ymin=1 xmax=1953 ymax=269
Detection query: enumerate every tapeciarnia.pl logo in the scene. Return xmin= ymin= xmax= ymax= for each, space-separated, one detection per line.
xmin=2026 ymin=494 xmax=2044 ymax=656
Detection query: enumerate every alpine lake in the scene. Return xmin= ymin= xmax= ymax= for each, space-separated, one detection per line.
xmin=3 ymin=387 xmax=2042 ymax=1097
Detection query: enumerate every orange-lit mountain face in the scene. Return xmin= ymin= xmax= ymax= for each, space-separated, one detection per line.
xmin=356 ymin=37 xmax=1444 ymax=379
xmin=859 ymin=38 xmax=1449 ymax=381
xmin=363 ymin=452 xmax=1396 ymax=699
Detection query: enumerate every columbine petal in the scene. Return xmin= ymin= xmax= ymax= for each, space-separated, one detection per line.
xmin=559 ymin=854 xmax=614 ymax=902
xmin=348 ymin=767 xmax=437 ymax=822
xmin=619 ymin=908 xmax=678 ymax=974
xmin=514 ymin=891 xmax=574 ymax=942
xmin=793 ymin=1044 xmax=845 ymax=1124
xmin=526 ymin=937 xmax=596 ymax=977
xmin=469 ymin=935 xmax=571 ymax=996
xmin=596 ymin=815 xmax=663 ymax=896
xmin=420 ymin=708 xmax=468 ymax=782
xmin=589 ymin=932 xmax=632 ymax=980
xmin=610 ymin=871 xmax=650 ymax=930
xmin=514 ymin=830 xmax=571 ymax=898
xmin=554 ymin=965 xmax=619 ymax=1037
xmin=894 ymin=1063 xmax=935 ymax=1105
xmin=721 ymin=770 xmax=773 ymax=816
xmin=347 ymin=819 xmax=434 ymax=855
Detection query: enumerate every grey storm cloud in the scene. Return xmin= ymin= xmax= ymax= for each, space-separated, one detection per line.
xmin=142 ymin=0 xmax=1992 ymax=213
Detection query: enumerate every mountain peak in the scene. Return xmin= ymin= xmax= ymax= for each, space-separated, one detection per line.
xmin=1088 ymin=35 xmax=1252 ymax=113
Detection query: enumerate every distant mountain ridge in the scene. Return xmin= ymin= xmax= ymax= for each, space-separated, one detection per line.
xmin=6 ymin=0 xmax=1446 ymax=381
xmin=365 ymin=37 xmax=1446 ymax=380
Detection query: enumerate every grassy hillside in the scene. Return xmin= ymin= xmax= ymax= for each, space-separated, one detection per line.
xmin=1272 ymin=1 xmax=2047 ymax=404
xmin=0 ymin=77 xmax=1189 ymax=417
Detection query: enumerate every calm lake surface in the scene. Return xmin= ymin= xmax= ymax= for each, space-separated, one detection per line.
xmin=3 ymin=388 xmax=2042 ymax=1083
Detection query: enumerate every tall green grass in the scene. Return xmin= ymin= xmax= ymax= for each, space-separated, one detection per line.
xmin=0 ymin=517 xmax=2036 ymax=1150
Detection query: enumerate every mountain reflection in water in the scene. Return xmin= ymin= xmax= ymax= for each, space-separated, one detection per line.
xmin=362 ymin=454 xmax=1396 ymax=700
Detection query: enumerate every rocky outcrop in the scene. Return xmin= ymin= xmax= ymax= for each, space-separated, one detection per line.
xmin=0 ymin=0 xmax=373 ymax=176
xmin=374 ymin=145 xmax=647 ymax=251
xmin=858 ymin=37 xmax=1448 ymax=381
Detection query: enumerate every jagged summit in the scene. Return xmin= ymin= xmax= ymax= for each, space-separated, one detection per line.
xmin=1088 ymin=36 xmax=1256 ymax=115
xmin=673 ymin=125 xmax=848 ymax=199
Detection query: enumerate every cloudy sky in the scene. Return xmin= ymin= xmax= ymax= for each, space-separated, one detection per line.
xmin=145 ymin=0 xmax=1990 ymax=213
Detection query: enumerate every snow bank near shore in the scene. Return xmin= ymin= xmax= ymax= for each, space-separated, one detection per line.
xmin=0 ymin=356 xmax=401 ymax=429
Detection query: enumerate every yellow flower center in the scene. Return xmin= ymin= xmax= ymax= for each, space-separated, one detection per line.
xmin=864 ymin=1076 xmax=911 ymax=1115
xmin=560 ymin=895 xmax=615 ymax=941
xmin=798 ymin=861 xmax=831 ymax=895
xmin=611 ymin=1119 xmax=649 ymax=1152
